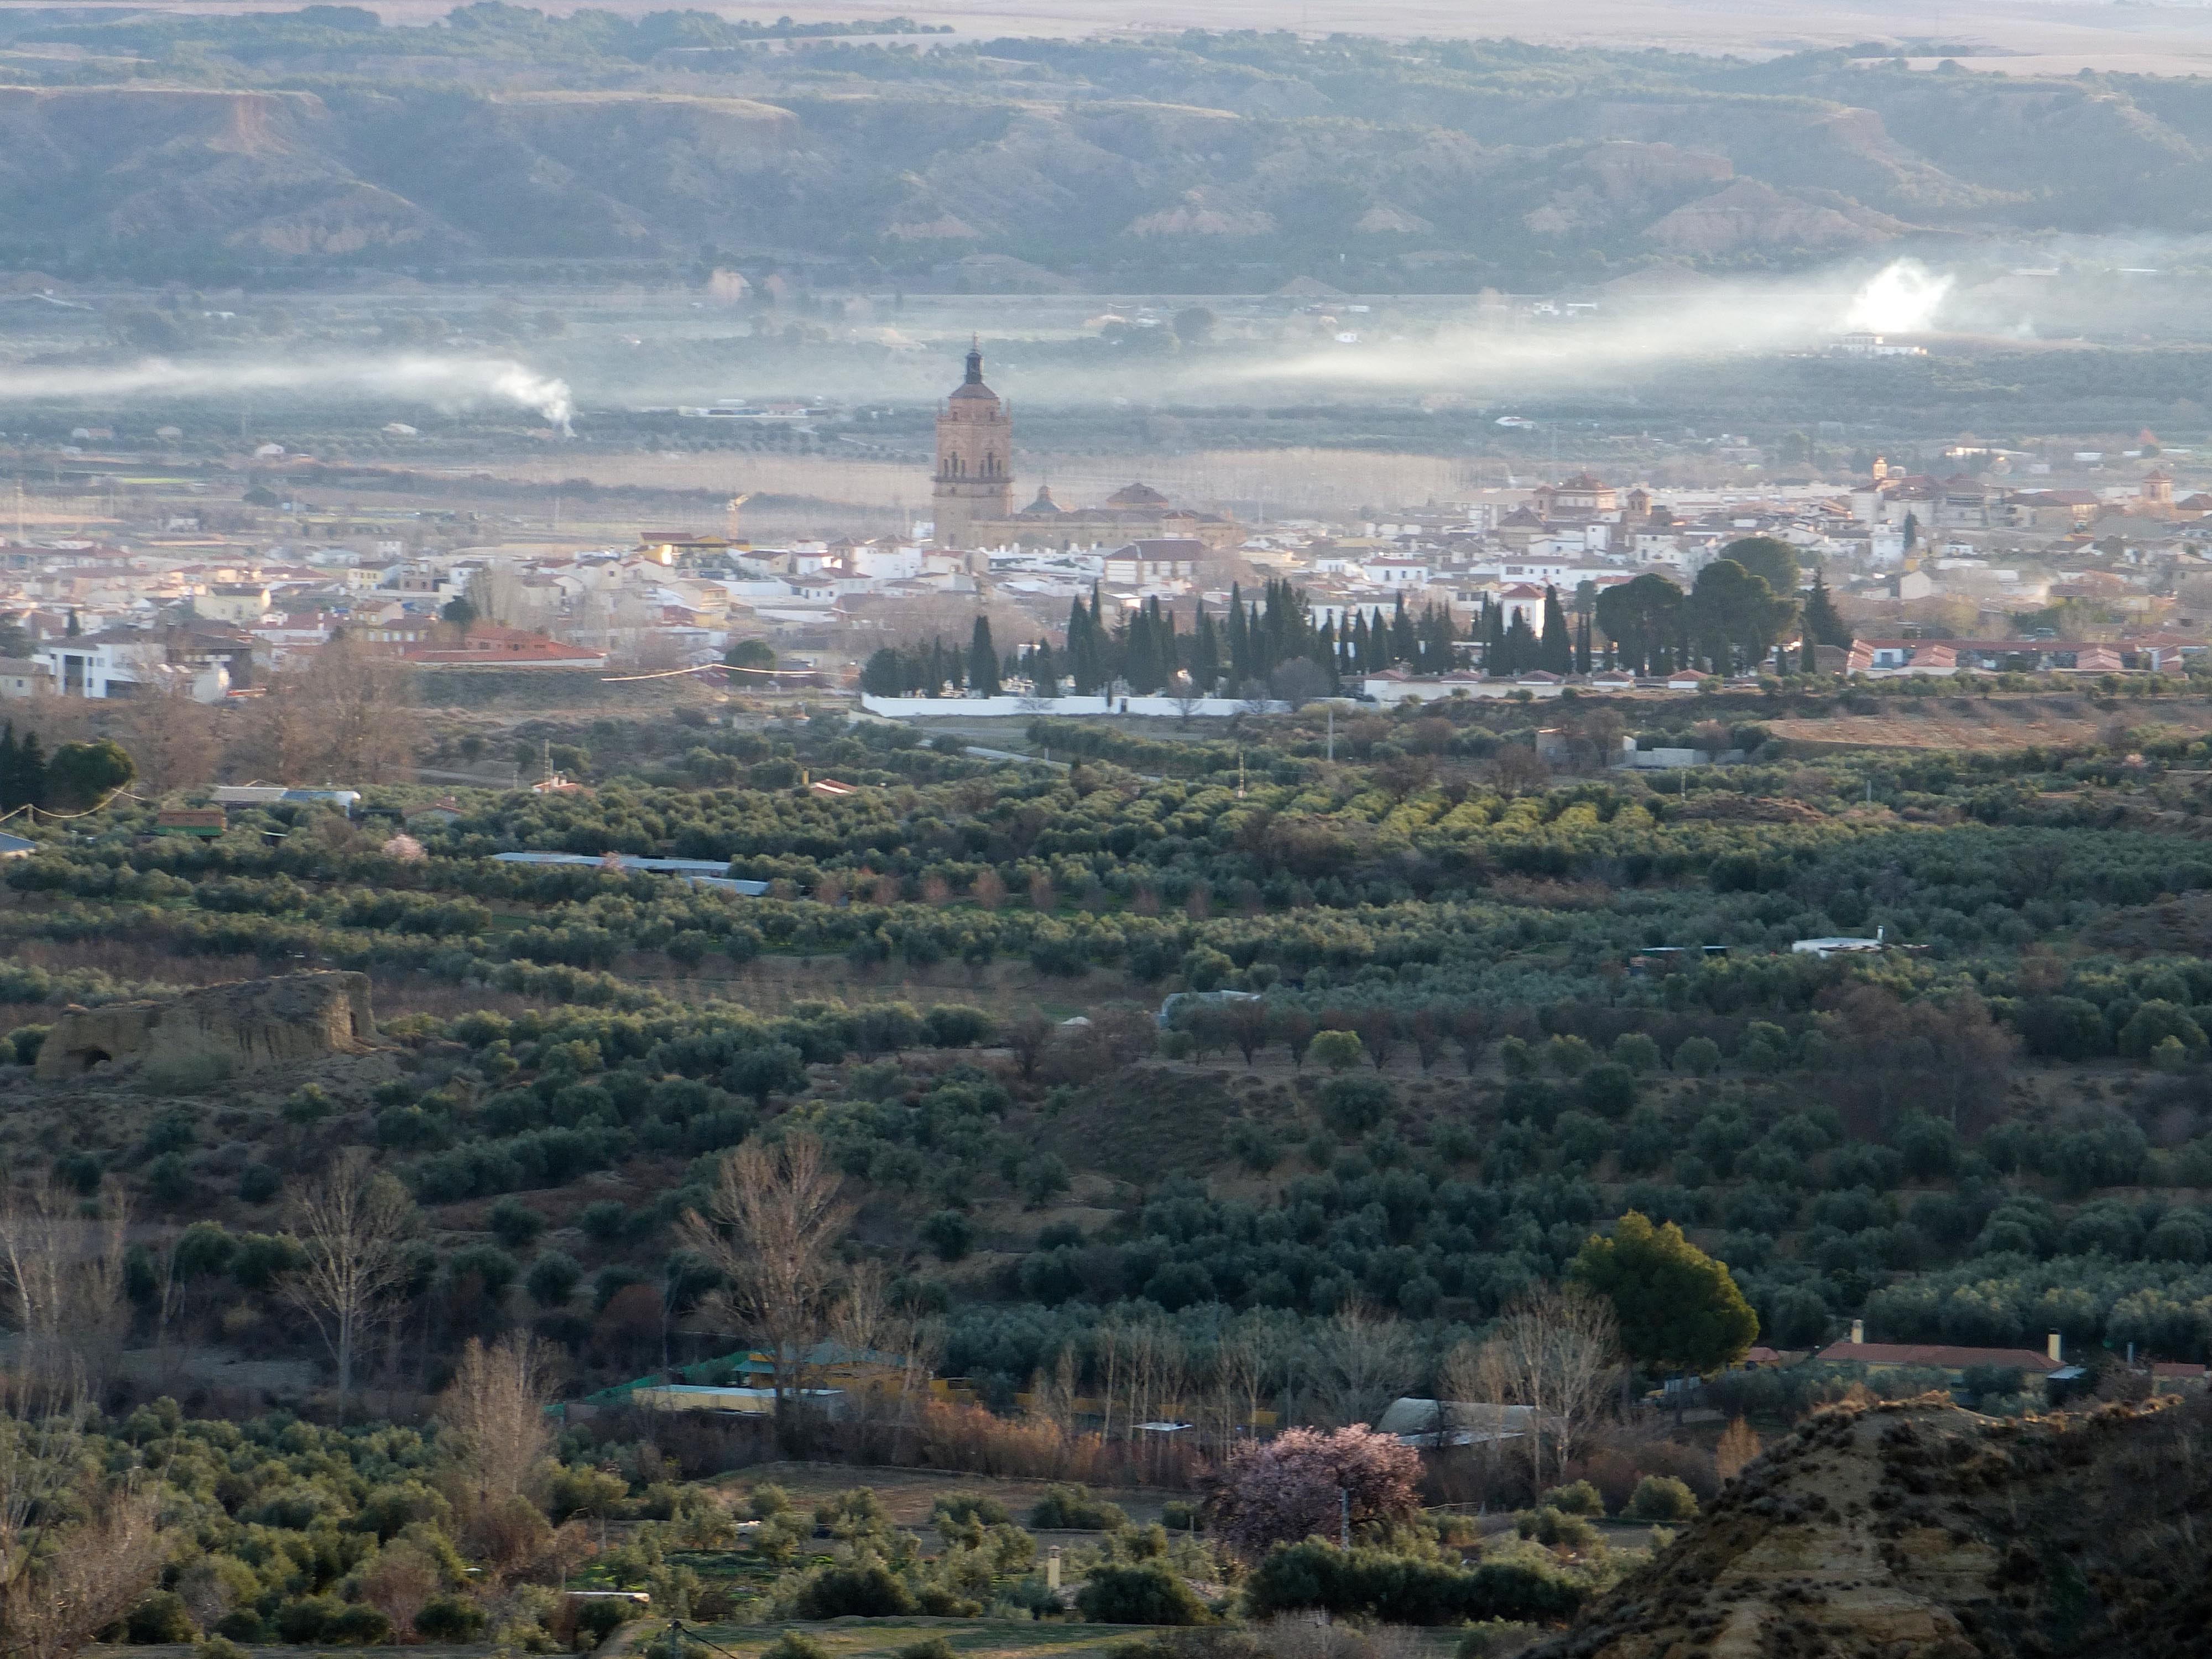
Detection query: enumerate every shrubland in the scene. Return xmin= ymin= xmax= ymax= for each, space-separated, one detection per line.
xmin=3 ymin=689 xmax=2212 ymax=1650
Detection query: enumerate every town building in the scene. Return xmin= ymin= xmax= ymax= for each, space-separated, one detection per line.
xmin=931 ymin=341 xmax=1013 ymax=550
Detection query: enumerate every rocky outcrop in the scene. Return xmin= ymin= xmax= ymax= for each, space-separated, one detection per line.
xmin=1539 ymin=1394 xmax=2212 ymax=1659
xmin=34 ymin=972 xmax=379 ymax=1083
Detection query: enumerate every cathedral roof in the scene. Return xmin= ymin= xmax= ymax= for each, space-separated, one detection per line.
xmin=1107 ymin=481 xmax=1170 ymax=507
xmin=1018 ymin=486 xmax=1062 ymax=515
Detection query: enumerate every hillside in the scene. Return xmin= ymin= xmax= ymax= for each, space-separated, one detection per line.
xmin=1539 ymin=1394 xmax=2212 ymax=1659
xmin=8 ymin=14 xmax=2212 ymax=283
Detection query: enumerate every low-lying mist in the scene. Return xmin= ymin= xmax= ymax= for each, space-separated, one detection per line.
xmin=1237 ymin=259 xmax=1958 ymax=396
xmin=0 ymin=354 xmax=574 ymax=430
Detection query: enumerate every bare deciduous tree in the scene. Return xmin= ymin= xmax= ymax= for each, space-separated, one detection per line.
xmin=0 ymin=1378 xmax=166 ymax=1659
xmin=1303 ymin=1302 xmax=1421 ymax=1430
xmin=1447 ymin=1282 xmax=1620 ymax=1488
xmin=234 ymin=637 xmax=416 ymax=784
xmin=679 ymin=1134 xmax=854 ymax=1403
xmin=280 ymin=1149 xmax=415 ymax=1413
xmin=0 ymin=1181 xmax=129 ymax=1385
xmin=117 ymin=681 xmax=220 ymax=796
xmin=438 ymin=1334 xmax=554 ymax=1509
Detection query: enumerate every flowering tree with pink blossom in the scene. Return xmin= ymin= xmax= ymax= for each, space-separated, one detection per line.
xmin=1203 ymin=1424 xmax=1423 ymax=1560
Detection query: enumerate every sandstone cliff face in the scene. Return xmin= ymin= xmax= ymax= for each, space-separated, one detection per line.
xmin=34 ymin=973 xmax=379 ymax=1083
xmin=1538 ymin=1394 xmax=2212 ymax=1659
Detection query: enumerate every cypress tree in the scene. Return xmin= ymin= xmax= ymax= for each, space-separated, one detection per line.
xmin=1029 ymin=639 xmax=1058 ymax=696
xmin=15 ymin=730 xmax=44 ymax=810
xmin=1575 ymin=613 xmax=1593 ymax=676
xmin=1192 ymin=604 xmax=1220 ymax=692
xmin=968 ymin=616 xmax=999 ymax=696
xmin=1225 ymin=582 xmax=1249 ymax=682
xmin=1540 ymin=586 xmax=1573 ymax=674
xmin=1390 ymin=592 xmax=1416 ymax=664
xmin=1803 ymin=564 xmax=1850 ymax=649
xmin=1485 ymin=596 xmax=1506 ymax=676
xmin=0 ymin=723 xmax=17 ymax=813
xmin=1501 ymin=611 xmax=1538 ymax=676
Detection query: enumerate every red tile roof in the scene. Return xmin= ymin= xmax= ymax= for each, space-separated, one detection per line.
xmin=1815 ymin=1340 xmax=2062 ymax=1373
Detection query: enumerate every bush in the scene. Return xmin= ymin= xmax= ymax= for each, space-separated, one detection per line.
xmin=1623 ymin=1476 xmax=1699 ymax=1522
xmin=212 ymin=1613 xmax=267 ymax=1644
xmin=1031 ymin=1484 xmax=1129 ymax=1530
xmin=897 ymin=1640 xmax=958 ymax=1659
xmin=526 ymin=1250 xmax=584 ymax=1308
xmin=488 ymin=1195 xmax=547 ymax=1247
xmin=580 ymin=1199 xmax=629 ymax=1242
xmin=792 ymin=1563 xmax=915 ymax=1619
xmin=1310 ymin=1030 xmax=1363 ymax=1072
xmin=921 ymin=1208 xmax=975 ymax=1261
xmin=1578 ymin=1062 xmax=1636 ymax=1119
xmin=933 ymin=1493 xmax=1011 ymax=1526
xmin=1673 ymin=1037 xmax=1721 ymax=1076
xmin=1319 ymin=1074 xmax=1393 ymax=1138
xmin=327 ymin=1604 xmax=396 ymax=1645
xmin=1515 ymin=1506 xmax=1600 ymax=1548
xmin=126 ymin=1591 xmax=197 ymax=1643
xmin=1244 ymin=1542 xmax=1585 ymax=1625
xmin=763 ymin=1635 xmax=832 ymax=1659
xmin=1536 ymin=1479 xmax=1605 ymax=1517
xmin=414 ymin=1597 xmax=488 ymax=1641
xmin=573 ymin=1599 xmax=638 ymax=1645
xmin=237 ymin=1162 xmax=281 ymax=1203
xmin=1075 ymin=1563 xmax=1212 ymax=1625
xmin=275 ymin=1598 xmax=340 ymax=1644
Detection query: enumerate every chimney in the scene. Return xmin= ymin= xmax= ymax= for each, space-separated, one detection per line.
xmin=1850 ymin=1318 xmax=1865 ymax=1346
xmin=2047 ymin=1332 xmax=2062 ymax=1364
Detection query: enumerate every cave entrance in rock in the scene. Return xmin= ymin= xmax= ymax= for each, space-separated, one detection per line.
xmin=73 ymin=1047 xmax=112 ymax=1073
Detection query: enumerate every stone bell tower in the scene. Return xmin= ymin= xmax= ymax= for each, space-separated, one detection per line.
xmin=932 ymin=339 xmax=1012 ymax=549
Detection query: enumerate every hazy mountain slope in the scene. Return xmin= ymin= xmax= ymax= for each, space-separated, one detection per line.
xmin=1539 ymin=1395 xmax=2212 ymax=1659
xmin=6 ymin=18 xmax=2212 ymax=280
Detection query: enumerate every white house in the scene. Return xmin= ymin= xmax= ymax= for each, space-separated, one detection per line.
xmin=1103 ymin=538 xmax=1204 ymax=587
xmin=1496 ymin=582 xmax=1551 ymax=635
xmin=1359 ymin=556 xmax=1432 ymax=587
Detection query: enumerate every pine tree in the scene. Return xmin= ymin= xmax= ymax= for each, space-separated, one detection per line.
xmin=968 ymin=616 xmax=999 ymax=696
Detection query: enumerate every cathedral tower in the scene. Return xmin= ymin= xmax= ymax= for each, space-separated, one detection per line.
xmin=932 ymin=341 xmax=1012 ymax=549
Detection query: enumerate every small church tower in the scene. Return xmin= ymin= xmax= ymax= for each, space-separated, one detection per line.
xmin=932 ymin=340 xmax=1012 ymax=549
